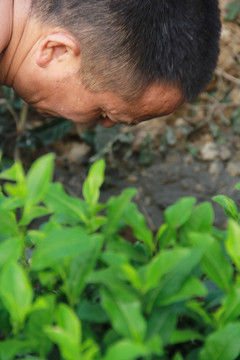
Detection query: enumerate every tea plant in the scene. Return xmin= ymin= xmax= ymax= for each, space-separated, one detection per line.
xmin=0 ymin=86 xmax=73 ymax=157
xmin=225 ymin=0 xmax=240 ymax=21
xmin=0 ymin=155 xmax=240 ymax=359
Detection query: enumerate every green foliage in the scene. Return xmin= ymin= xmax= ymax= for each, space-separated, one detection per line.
xmin=2 ymin=156 xmax=240 ymax=359
xmin=225 ymin=0 xmax=240 ymax=21
xmin=0 ymin=86 xmax=73 ymax=156
xmin=17 ymin=119 xmax=73 ymax=149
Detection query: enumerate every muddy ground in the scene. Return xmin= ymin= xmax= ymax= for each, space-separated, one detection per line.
xmin=1 ymin=0 xmax=240 ymax=231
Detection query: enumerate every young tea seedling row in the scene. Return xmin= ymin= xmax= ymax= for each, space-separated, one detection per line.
xmin=0 ymin=154 xmax=240 ymax=359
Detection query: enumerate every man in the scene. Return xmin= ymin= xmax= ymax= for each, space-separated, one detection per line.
xmin=0 ymin=0 xmax=221 ymax=128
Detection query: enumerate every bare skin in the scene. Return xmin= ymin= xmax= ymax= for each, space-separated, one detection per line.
xmin=0 ymin=0 xmax=184 ymax=128
xmin=0 ymin=1 xmax=13 ymax=54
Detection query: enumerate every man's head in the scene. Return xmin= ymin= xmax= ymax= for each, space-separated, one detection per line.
xmin=1 ymin=0 xmax=221 ymax=127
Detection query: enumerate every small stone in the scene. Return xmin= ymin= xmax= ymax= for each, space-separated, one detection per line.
xmin=132 ymin=131 xmax=149 ymax=152
xmin=145 ymin=197 xmax=152 ymax=206
xmin=193 ymin=166 xmax=200 ymax=173
xmin=126 ymin=175 xmax=138 ymax=183
xmin=166 ymin=126 xmax=177 ymax=146
xmin=134 ymin=187 xmax=143 ymax=201
xmin=195 ymin=184 xmax=204 ymax=193
xmin=175 ymin=118 xmax=187 ymax=127
xmin=226 ymin=162 xmax=240 ymax=177
xmin=233 ymin=137 xmax=240 ymax=151
xmin=209 ymin=161 xmax=224 ymax=175
xmin=184 ymin=154 xmax=193 ymax=164
xmin=175 ymin=118 xmax=193 ymax=137
xmin=219 ymin=146 xmax=231 ymax=161
xmin=230 ymin=88 xmax=240 ymax=103
xmin=200 ymin=142 xmax=219 ymax=161
xmin=221 ymin=26 xmax=231 ymax=43
xmin=62 ymin=142 xmax=91 ymax=163
xmin=181 ymin=180 xmax=189 ymax=190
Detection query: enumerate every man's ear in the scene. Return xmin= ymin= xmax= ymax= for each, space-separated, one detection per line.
xmin=36 ymin=32 xmax=81 ymax=68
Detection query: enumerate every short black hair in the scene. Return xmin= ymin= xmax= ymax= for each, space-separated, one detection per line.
xmin=31 ymin=0 xmax=221 ymax=101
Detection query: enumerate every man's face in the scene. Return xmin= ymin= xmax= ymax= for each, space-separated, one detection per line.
xmin=11 ymin=30 xmax=183 ymax=127
xmin=15 ymin=71 xmax=184 ymax=128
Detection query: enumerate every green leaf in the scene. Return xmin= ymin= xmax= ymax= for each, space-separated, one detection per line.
xmin=0 ymin=262 xmax=33 ymax=325
xmin=225 ymin=0 xmax=240 ymax=21
xmin=25 ymin=153 xmax=54 ymax=209
xmin=0 ymin=161 xmax=25 ymax=183
xmin=0 ymin=237 xmax=22 ymax=267
xmin=180 ymin=202 xmax=214 ymax=244
xmin=31 ymin=227 xmax=96 ymax=271
xmin=0 ymin=195 xmax=24 ymax=212
xmin=213 ymin=195 xmax=239 ymax=221
xmin=44 ymin=182 xmax=88 ymax=224
xmin=103 ymin=339 xmax=148 ymax=360
xmin=20 ymin=205 xmax=52 ymax=226
xmin=18 ymin=357 xmax=41 ymax=360
xmin=236 ymin=182 xmax=240 ymax=190
xmin=64 ymin=234 xmax=103 ymax=304
xmin=100 ymin=287 xmax=146 ymax=342
xmin=145 ymin=335 xmax=163 ymax=356
xmin=106 ymin=238 xmax=148 ymax=263
xmin=80 ymin=338 xmax=99 ymax=360
xmin=45 ymin=304 xmax=81 ymax=360
xmin=146 ymin=248 xmax=203 ymax=311
xmin=226 ymin=219 xmax=240 ymax=269
xmin=173 ymin=353 xmax=184 ymax=360
xmin=88 ymin=268 xmax=137 ymax=301
xmin=82 ymin=159 xmax=106 ymax=206
xmin=26 ymin=295 xmax=55 ymax=356
xmin=156 ymin=249 xmax=203 ymax=305
xmin=101 ymin=251 xmax=128 ymax=268
xmin=92 ymin=123 xmax=120 ymax=154
xmin=57 ymin=303 xmax=81 ymax=344
xmin=215 ymin=286 xmax=240 ymax=326
xmin=170 ymin=329 xmax=204 ymax=344
xmin=38 ymin=270 xmax=57 ymax=289
xmin=121 ymin=263 xmax=143 ymax=291
xmin=190 ymin=233 xmax=233 ymax=292
xmin=0 ymin=340 xmax=33 ymax=360
xmin=88 ymin=215 xmax=107 ymax=232
xmin=158 ymin=276 xmax=207 ymax=306
xmin=103 ymin=188 xmax=137 ymax=237
xmin=200 ymin=323 xmax=240 ymax=360
xmin=187 ymin=301 xmax=212 ymax=325
xmin=0 ymin=299 xmax=11 ymax=336
xmin=146 ymin=306 xmax=177 ymax=345
xmin=188 ymin=202 xmax=214 ymax=231
xmin=143 ymin=248 xmax=198 ymax=293
xmin=101 ymin=251 xmax=140 ymax=290
xmin=77 ymin=299 xmax=108 ymax=323
xmin=156 ymin=223 xmax=177 ymax=249
xmin=3 ymin=182 xmax=27 ymax=202
xmin=122 ymin=202 xmax=154 ymax=252
xmin=0 ymin=210 xmax=19 ymax=236
xmin=17 ymin=118 xmax=73 ymax=148
xmin=164 ymin=197 xmax=196 ymax=228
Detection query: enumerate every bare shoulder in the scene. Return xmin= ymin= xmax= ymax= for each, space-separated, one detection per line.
xmin=0 ymin=0 xmax=13 ymax=54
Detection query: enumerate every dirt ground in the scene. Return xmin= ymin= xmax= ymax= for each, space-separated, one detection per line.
xmin=2 ymin=0 xmax=240 ymax=232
